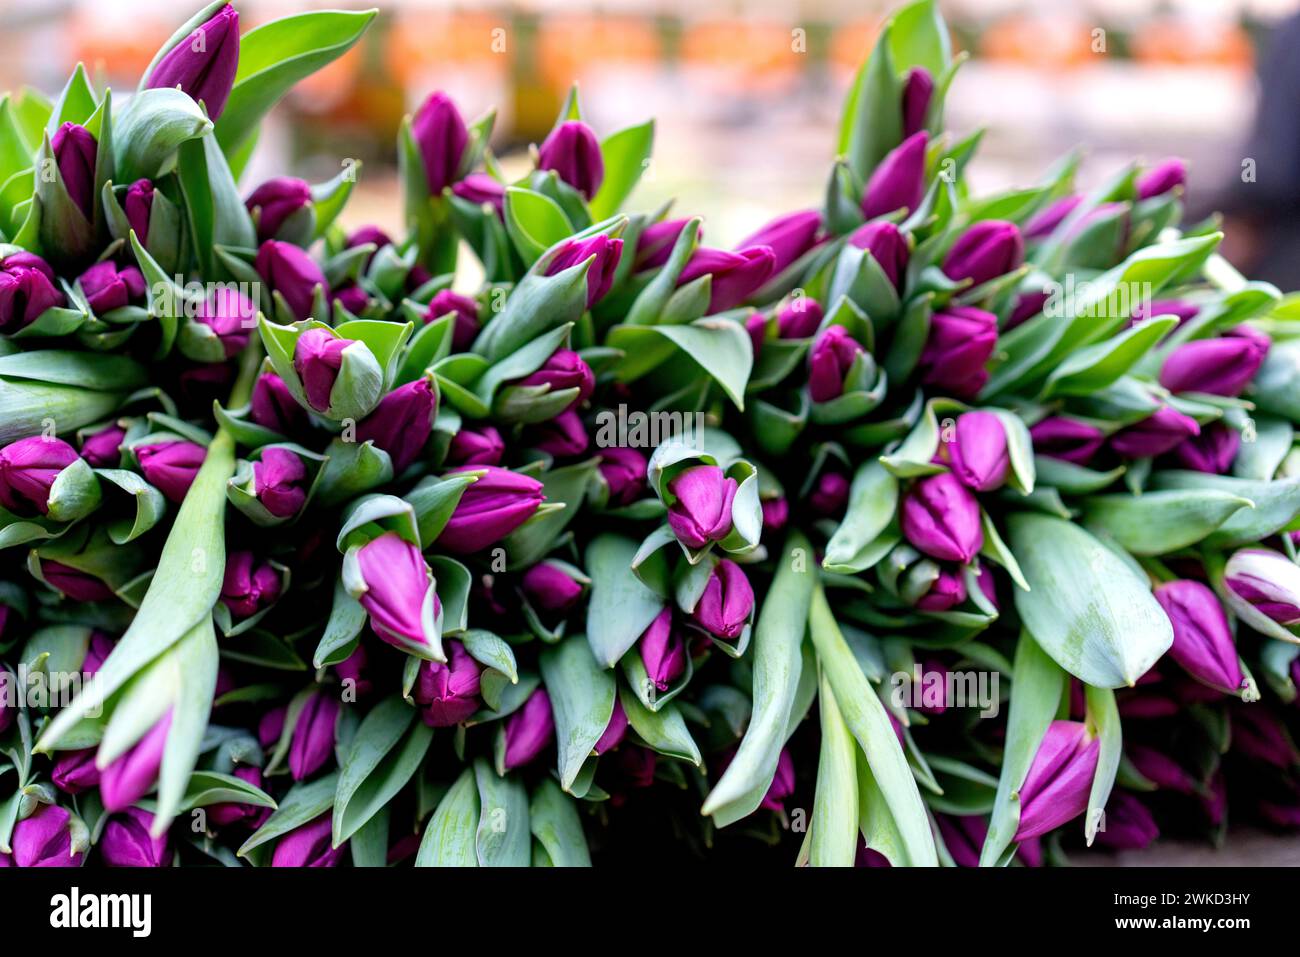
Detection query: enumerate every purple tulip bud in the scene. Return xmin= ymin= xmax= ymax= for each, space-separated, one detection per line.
xmin=41 ymin=560 xmax=114 ymax=601
xmin=538 ymin=120 xmax=604 ymax=199
xmin=515 ymin=349 xmax=595 ymax=408
xmin=738 ymin=210 xmax=822 ymax=275
xmin=354 ymin=532 xmax=439 ymax=654
xmin=100 ymin=710 xmax=172 ymax=812
xmin=0 ymin=436 xmax=79 ymax=516
xmin=0 ymin=251 xmax=65 ymax=333
xmin=918 ymin=305 xmax=998 ymax=399
xmin=760 ymin=748 xmax=797 ymax=812
xmin=246 ymin=177 xmax=311 ymax=243
xmin=1029 ymin=416 xmax=1105 ymax=465
xmin=593 ymin=698 xmax=629 ymax=755
xmin=77 ymin=261 xmax=146 ymax=315
xmin=916 ymin=568 xmax=967 ymax=611
xmin=292 ymin=327 xmax=353 ymax=412
xmin=207 ymin=766 xmax=267 ymax=828
xmin=901 ymin=67 xmax=934 ymax=137
xmin=1136 ymin=158 xmax=1187 ymax=200
xmin=414 ymin=639 xmax=482 ymax=727
xmin=1225 ymin=548 xmax=1300 ymax=628
xmin=51 ymin=122 xmax=97 ymax=219
xmin=808 ymin=325 xmax=866 ymax=403
xmin=124 ymin=179 xmax=155 ymax=242
xmin=144 ymin=3 xmax=239 ymax=118
xmin=136 ymin=440 xmax=206 ymax=503
xmin=426 ymin=289 xmax=481 ymax=352
xmin=776 ymin=298 xmax=823 ymax=340
xmin=847 ymin=220 xmax=910 ymax=289
xmin=936 ymin=815 xmax=988 ymax=867
xmin=80 ymin=423 xmax=126 ymax=467
xmin=1132 ymin=298 xmax=1199 ymax=326
xmin=346 ymin=225 xmax=393 ymax=252
xmin=255 ymin=240 xmax=328 ymax=322
xmin=1128 ymin=745 xmax=1198 ymax=794
xmin=746 ymin=312 xmax=768 ymax=356
xmin=1024 ymin=195 xmax=1083 ymax=240
xmin=1153 ymin=580 xmax=1246 ymax=695
xmin=252 ymin=447 xmax=308 ymax=517
xmin=289 ymin=689 xmax=340 ymax=781
xmin=250 ymin=371 xmax=308 ymax=435
xmin=761 ymin=496 xmax=788 ymax=532
xmin=900 ymin=473 xmax=983 ymax=564
xmin=522 ymin=560 xmax=585 ymax=615
xmin=598 ymin=446 xmax=648 ymax=506
xmin=976 ymin=562 xmax=999 ymax=611
xmin=447 ymin=425 xmax=505 ymax=467
xmin=665 ymin=464 xmax=737 ymax=549
xmin=947 ymin=411 xmax=1010 ymax=492
xmin=452 ymin=172 xmax=505 ymax=217
xmin=1109 ymin=405 xmax=1200 ymax=459
xmin=258 ymin=706 xmax=286 ymax=750
xmin=10 ymin=804 xmax=83 ymax=867
xmin=1159 ymin=328 xmax=1270 ymax=397
xmin=100 ymin=807 xmax=169 ymax=867
xmin=1007 ymin=289 xmax=1049 ymax=330
xmin=810 ymin=471 xmax=850 ymax=517
xmin=1013 ymin=720 xmax=1100 ymax=841
xmin=942 ymin=220 xmax=1024 ymax=288
xmin=81 ymin=630 xmax=114 ymax=675
xmin=1173 ymin=423 xmax=1240 ymax=474
xmin=52 ymin=748 xmax=100 ymax=794
xmin=357 ymin=377 xmax=436 ymax=473
xmin=334 ymin=644 xmax=372 ymax=699
xmin=1232 ymin=705 xmax=1296 ymax=768
xmin=502 ymin=688 xmax=555 ymax=770
xmin=678 ymin=245 xmax=776 ymax=314
xmin=331 ymin=282 xmax=368 ymax=317
xmin=412 ymin=92 xmax=468 ymax=194
xmin=220 ymin=551 xmax=282 ymax=621
xmin=271 ymin=813 xmax=343 ymax=867
xmin=692 ymin=559 xmax=753 ymax=641
xmin=437 ymin=466 xmax=546 ymax=554
xmin=1093 ymin=791 xmax=1158 ymax=850
xmin=195 ymin=285 xmax=255 ymax=358
xmin=638 ymin=608 xmax=685 ymax=691
xmin=861 ymin=131 xmax=928 ymax=220
xmin=635 ymin=218 xmax=693 ymax=271
xmin=546 ymin=235 xmax=623 ymax=308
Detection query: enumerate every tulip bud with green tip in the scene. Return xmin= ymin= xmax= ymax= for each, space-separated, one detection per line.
xmin=277 ymin=324 xmax=384 ymax=422
xmin=345 ymin=531 xmax=441 ymax=657
xmin=414 ymin=639 xmax=482 ymax=727
xmin=436 ymin=466 xmax=545 ymax=554
xmin=0 ymin=436 xmax=100 ymax=521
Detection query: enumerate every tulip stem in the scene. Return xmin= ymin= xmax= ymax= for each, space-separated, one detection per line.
xmin=226 ymin=338 xmax=265 ymax=412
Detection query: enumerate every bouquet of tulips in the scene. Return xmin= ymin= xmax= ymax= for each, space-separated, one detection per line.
xmin=2 ymin=0 xmax=1299 ymax=869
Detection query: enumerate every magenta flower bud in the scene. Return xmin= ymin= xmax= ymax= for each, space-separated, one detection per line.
xmin=414 ymin=639 xmax=482 ymax=727
xmin=861 ymin=131 xmax=928 ymax=220
xmin=357 ymin=377 xmax=436 ymax=473
xmin=195 ymin=285 xmax=255 ymax=358
xmin=936 ymin=815 xmax=989 ymax=867
xmin=678 ymin=245 xmax=777 ymax=314
xmin=124 ymin=179 xmax=155 ymax=242
xmin=220 ymin=550 xmax=282 ymax=620
xmin=246 ymin=177 xmax=311 ymax=243
xmin=0 ymin=251 xmax=65 ymax=332
xmin=11 ymin=804 xmax=83 ymax=867
xmin=522 ymin=560 xmax=585 ymax=615
xmin=900 ymin=473 xmax=983 ymax=564
xmin=1109 ymin=405 xmax=1200 ymax=459
xmin=1173 ymin=423 xmax=1240 ymax=474
xmin=452 ymin=172 xmax=505 ymax=217
xmin=41 ymin=560 xmax=114 ymax=601
xmin=947 ymin=410 xmax=1010 ymax=492
xmin=412 ymin=91 xmax=468 ymax=194
xmin=258 ymin=706 xmax=286 ymax=750
xmin=136 ymin=439 xmax=206 ymax=503
xmin=1013 ymin=720 xmax=1100 ymax=841
xmin=942 ymin=220 xmax=1024 ymax=288
xmin=52 ymin=121 xmax=97 ymax=219
xmin=760 ymin=748 xmax=797 ymax=812
xmin=292 ymin=327 xmax=353 ymax=412
xmin=1128 ymin=745 xmax=1198 ymax=794
xmin=638 ymin=608 xmax=685 ymax=691
xmin=1024 ymin=195 xmax=1083 ymax=240
xmin=1159 ymin=329 xmax=1270 ymax=397
xmin=666 ymin=464 xmax=738 ymax=549
xmin=250 ymin=371 xmax=308 ymax=435
xmin=426 ymin=289 xmax=481 ymax=352
xmin=100 ymin=711 xmax=172 ymax=812
xmin=692 ymin=559 xmax=753 ymax=641
xmin=84 ymin=630 xmax=115 ymax=673
xmin=635 ymin=218 xmax=693 ymax=271
xmin=532 ymin=411 xmax=587 ymax=460
xmin=334 ymin=644 xmax=372 ymax=699
xmin=1153 ymin=580 xmax=1246 ymax=695
xmin=437 ymin=466 xmax=546 ymax=553
xmin=918 ymin=305 xmax=997 ymax=399
xmin=206 ymin=766 xmax=267 ymax=828
xmin=738 ymin=210 xmax=822 ymax=275
xmin=810 ymin=471 xmax=851 ymax=517
xmin=52 ymin=748 xmax=100 ymax=794
xmin=776 ymin=298 xmax=823 ymax=340
xmin=1092 ymin=791 xmax=1158 ymax=850
xmin=538 ymin=120 xmax=604 ymax=199
xmin=847 ymin=220 xmax=910 ymax=289
xmin=289 ymin=689 xmax=340 ymax=781
xmin=546 ymin=235 xmax=623 ymax=308
xmin=1136 ymin=158 xmax=1187 ymax=200
xmin=1232 ymin=706 xmax=1296 ymax=768
xmin=100 ymin=807 xmax=169 ymax=867
xmin=746 ymin=312 xmax=767 ymax=355
xmin=598 ymin=446 xmax=648 ymax=507
xmin=976 ymin=562 xmax=999 ymax=610
xmin=901 ymin=67 xmax=934 ymax=137
xmin=0 ymin=436 xmax=79 ymax=516
xmin=808 ymin=325 xmax=866 ymax=403
xmin=78 ymin=260 xmax=146 ymax=314
xmin=593 ymin=698 xmax=629 ymax=755
xmin=346 ymin=225 xmax=393 ymax=251
xmin=916 ymin=568 xmax=967 ymax=611
xmin=354 ymin=532 xmax=440 ymax=654
xmin=516 ymin=349 xmax=595 ymax=408
xmin=271 ymin=813 xmax=343 ymax=867
xmin=761 ymin=496 xmax=788 ymax=532
xmin=1132 ymin=299 xmax=1199 ymax=326
xmin=1007 ymin=289 xmax=1049 ymax=330
xmin=502 ymin=688 xmax=555 ymax=770
xmin=1225 ymin=548 xmax=1300 ymax=628
xmin=80 ymin=423 xmax=126 ymax=467
xmin=447 ymin=425 xmax=505 ymax=467
xmin=1029 ymin=416 xmax=1105 ymax=465
xmin=144 ymin=3 xmax=239 ymax=118
xmin=252 ymin=447 xmax=308 ymax=517
xmin=255 ymin=240 xmax=328 ymax=322
xmin=332 ymin=282 xmax=368 ymax=316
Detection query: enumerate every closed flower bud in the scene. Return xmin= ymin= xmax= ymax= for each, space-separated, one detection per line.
xmin=293 ymin=327 xmax=353 ymax=412
xmin=0 ymin=251 xmax=65 ymax=332
xmin=1159 ymin=328 xmax=1270 ymax=397
xmin=936 ymin=814 xmax=988 ymax=867
xmin=124 ymin=179 xmax=155 ymax=241
xmin=1136 ymin=158 xmax=1187 ymax=200
xmin=692 ymin=559 xmax=753 ymax=640
xmin=901 ymin=66 xmax=934 ymax=137
xmin=538 ymin=120 xmax=604 ymax=199
xmin=810 ymin=471 xmax=851 ymax=517
xmin=533 ymin=409 xmax=589 ymax=460
xmin=738 ymin=210 xmax=822 ymax=275
xmin=918 ymin=305 xmax=997 ymax=399
xmin=220 ymin=551 xmax=282 ymax=620
xmin=52 ymin=748 xmax=100 ymax=794
xmin=426 ymin=289 xmax=481 ymax=352
xmin=947 ymin=410 xmax=1010 ymax=492
xmin=760 ymin=748 xmax=797 ymax=812
xmin=665 ymin=464 xmax=738 ymax=549
xmin=861 ymin=131 xmax=928 ymax=220
xmin=447 ymin=425 xmax=505 ymax=467
xmin=246 ymin=177 xmax=311 ymax=243
xmin=594 ymin=698 xmax=629 ymax=754
xmin=52 ymin=122 xmax=97 ymax=220
xmin=916 ymin=568 xmax=967 ymax=611
xmin=83 ymin=631 xmax=114 ymax=677
xmin=346 ymin=225 xmax=393 ymax=252
xmin=289 ymin=689 xmax=340 ymax=781
xmin=761 ymin=496 xmax=788 ymax=532
xmin=206 ymin=766 xmax=267 ymax=828
xmin=639 ymin=608 xmax=685 ymax=691
xmin=335 ymin=645 xmax=372 ymax=699
xmin=503 ymin=688 xmax=555 ymax=770
xmin=195 ymin=286 xmax=255 ymax=358
xmin=808 ymin=325 xmax=866 ymax=402
xmin=41 ymin=560 xmax=114 ymax=601
xmin=353 ymin=532 xmax=440 ymax=655
xmin=1224 ymin=548 xmax=1300 ymax=629
xmin=522 ymin=560 xmax=585 ymax=615
xmin=547 ymin=235 xmax=622 ymax=308
xmin=80 ymin=423 xmax=126 ymax=467
xmin=332 ymin=283 xmax=368 ymax=316
xmin=1128 ymin=745 xmax=1198 ymax=794
xmin=1232 ymin=705 xmax=1296 ymax=768
xmin=515 ymin=349 xmax=595 ymax=408
xmin=250 ymin=371 xmax=308 ymax=435
xmin=942 ymin=220 xmax=1024 ymax=287
xmin=1013 ymin=720 xmax=1100 ymax=841
xmin=437 ymin=466 xmax=546 ymax=553
xmin=452 ymin=172 xmax=506 ymax=217
xmin=774 ymin=299 xmax=821 ymax=341
xmin=1153 ymin=580 xmax=1245 ymax=694
xmin=1029 ymin=416 xmax=1104 ymax=465
xmin=1173 ymin=423 xmax=1240 ymax=474
xmin=255 ymin=240 xmax=328 ymax=322
xmin=252 ymin=447 xmax=307 ymax=517
xmin=1132 ymin=298 xmax=1199 ymax=326
xmin=144 ymin=3 xmax=239 ymax=118
xmin=271 ymin=813 xmax=343 ymax=867
xmin=100 ymin=711 xmax=172 ymax=812
xmin=0 ymin=436 xmax=79 ymax=516
xmin=136 ymin=440 xmax=206 ymax=503
xmin=1024 ymin=195 xmax=1083 ymax=240
xmin=598 ymin=446 xmax=648 ymax=506
xmin=678 ymin=245 xmax=776 ymax=314
xmin=635 ymin=218 xmax=693 ymax=271
xmin=412 ymin=92 xmax=468 ymax=194
xmin=357 ymin=377 xmax=437 ymax=473
xmin=100 ymin=807 xmax=169 ymax=867
xmin=847 ymin=220 xmax=909 ymax=288
xmin=1008 ymin=289 xmax=1050 ymax=329
xmin=1109 ymin=405 xmax=1200 ymax=459
xmin=414 ymin=639 xmax=482 ymax=727
xmin=1093 ymin=792 xmax=1158 ymax=850
xmin=10 ymin=804 xmax=83 ymax=867
xmin=77 ymin=261 xmax=146 ymax=314
xmin=900 ymin=472 xmax=983 ymax=564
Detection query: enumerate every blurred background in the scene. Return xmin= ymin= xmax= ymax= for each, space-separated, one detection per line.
xmin=0 ymin=0 xmax=1295 ymax=276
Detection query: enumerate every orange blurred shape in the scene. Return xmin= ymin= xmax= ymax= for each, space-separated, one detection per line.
xmin=981 ymin=15 xmax=1094 ymax=69
xmin=385 ymin=11 xmax=502 ymax=86
xmin=680 ymin=19 xmax=801 ymax=89
xmin=829 ymin=23 xmax=881 ymax=72
xmin=69 ymin=11 xmax=171 ymax=79
xmin=291 ymin=43 xmax=363 ymax=111
xmin=537 ymin=15 xmax=660 ymax=87
xmin=1131 ymin=18 xmax=1252 ymax=68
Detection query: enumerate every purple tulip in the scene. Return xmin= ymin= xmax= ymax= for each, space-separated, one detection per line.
xmin=861 ymin=131 xmax=928 ymax=220
xmin=977 ymin=562 xmax=1000 ymax=610
xmin=514 ymin=349 xmax=595 ymax=408
xmin=916 ymin=568 xmax=967 ymax=612
xmin=124 ymin=179 xmax=155 ymax=241
xmin=414 ymin=640 xmax=482 ymax=727
xmin=593 ymin=698 xmax=629 ymax=755
xmin=346 ymin=225 xmax=393 ymax=252
xmin=522 ymin=560 xmax=585 ymax=615
xmin=412 ymin=92 xmax=468 ymax=194
xmin=635 ymin=218 xmax=693 ymax=271
xmin=135 ymin=440 xmax=206 ymax=503
xmin=357 ymin=377 xmax=436 ymax=473
xmin=1173 ymin=423 xmax=1240 ymax=474
xmin=737 ymin=210 xmax=822 ymax=275
xmin=1013 ymin=720 xmax=1100 ymax=841
xmin=1093 ymin=792 xmax=1158 ymax=850
xmin=195 ymin=285 xmax=256 ymax=358
xmin=678 ymin=245 xmax=777 ymax=313
xmin=220 ymin=551 xmax=282 ymax=620
xmin=51 ymin=122 xmax=97 ymax=219
xmin=760 ymin=748 xmax=797 ymax=812
xmin=1029 ymin=416 xmax=1105 ymax=465
xmin=947 ymin=411 xmax=1010 ymax=492
xmin=1232 ymin=706 xmax=1296 ymax=768
xmin=502 ymin=688 xmax=555 ymax=770
xmin=638 ymin=608 xmax=685 ymax=691
xmin=776 ymin=298 xmax=823 ymax=340
xmin=0 ymin=251 xmax=65 ymax=332
xmin=942 ymin=220 xmax=1024 ymax=288
xmin=10 ymin=804 xmax=83 ymax=867
xmin=665 ymin=465 xmax=737 ymax=549
xmin=1109 ymin=405 xmax=1200 ymax=459
xmin=1132 ymin=298 xmax=1200 ymax=326
xmin=1225 ymin=548 xmax=1300 ymax=628
xmin=100 ymin=807 xmax=169 ymax=867
xmin=100 ymin=710 xmax=172 ymax=812
xmin=426 ymin=289 xmax=481 ymax=352
xmin=1024 ymin=195 xmax=1083 ymax=240
xmin=331 ymin=284 xmax=368 ymax=318
xmin=335 ymin=644 xmax=372 ymax=699
xmin=437 ymin=466 xmax=546 ymax=554
xmin=692 ymin=559 xmax=753 ymax=641
xmin=78 ymin=261 xmax=146 ymax=314
xmin=250 ymin=371 xmax=308 ymax=435
xmin=289 ymin=689 xmax=340 ymax=781
xmin=446 ymin=425 xmax=505 ymax=467
xmin=256 ymin=240 xmax=328 ymax=322
xmin=144 ymin=3 xmax=239 ymax=118
xmin=1136 ymin=158 xmax=1187 ymax=200
xmin=1007 ymin=289 xmax=1050 ymax=330
xmin=207 ymin=766 xmax=267 ymax=828
xmin=354 ymin=532 xmax=439 ymax=654
xmin=271 ymin=813 xmax=343 ymax=867
xmin=52 ymin=748 xmax=100 ymax=794
xmin=80 ymin=423 xmax=126 ymax=468
xmin=533 ymin=408 xmax=589 ymax=459
xmin=246 ymin=177 xmax=311 ymax=243
xmin=252 ymin=447 xmax=307 ymax=517
xmin=901 ymin=67 xmax=934 ymax=137
xmin=292 ymin=327 xmax=353 ymax=412
xmin=761 ymin=496 xmax=788 ymax=532
xmin=808 ymin=325 xmax=866 ymax=403
xmin=598 ymin=446 xmax=648 ymax=506
xmin=810 ymin=471 xmax=851 ymax=517
xmin=1159 ymin=328 xmax=1270 ymax=397
xmin=546 ymin=235 xmax=623 ymax=308
xmin=1153 ymin=580 xmax=1246 ymax=694
xmin=82 ymin=631 xmax=113 ymax=675
xmin=0 ymin=436 xmax=79 ymax=516
xmin=41 ymin=560 xmax=114 ymax=601
xmin=936 ymin=815 xmax=988 ymax=867
xmin=900 ymin=473 xmax=983 ymax=564
xmin=918 ymin=305 xmax=998 ymax=399
xmin=1128 ymin=745 xmax=1198 ymax=795
xmin=452 ymin=172 xmax=505 ymax=217
xmin=747 ymin=313 xmax=767 ymax=356
xmin=847 ymin=220 xmax=910 ymax=289
xmin=538 ymin=120 xmax=604 ymax=199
